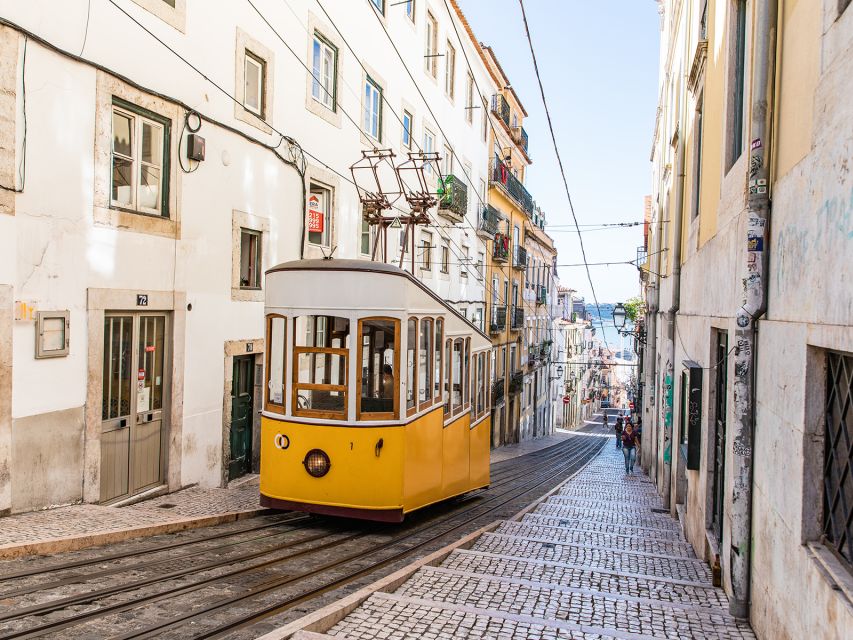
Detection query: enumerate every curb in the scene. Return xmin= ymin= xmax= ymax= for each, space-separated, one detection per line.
xmin=0 ymin=508 xmax=270 ymax=559
xmin=258 ymin=440 xmax=606 ymax=640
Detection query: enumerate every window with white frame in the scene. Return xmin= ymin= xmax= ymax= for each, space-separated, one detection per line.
xmin=360 ymin=217 xmax=372 ymax=256
xmin=244 ymin=51 xmax=266 ymax=117
xmin=402 ymin=109 xmax=413 ymax=148
xmin=425 ymin=12 xmax=438 ymax=78
xmin=423 ymin=128 xmax=435 ymax=175
xmin=443 ymin=144 xmax=453 ymax=176
xmin=421 ymin=231 xmax=433 ymax=269
xmin=311 ymin=33 xmax=337 ymax=111
xmin=371 ymin=0 xmax=385 ymax=14
xmin=308 ymin=183 xmax=332 ymax=248
xmin=440 ymin=244 xmax=450 ymax=273
xmin=363 ymin=76 xmax=382 ymax=141
xmin=240 ymin=228 xmax=262 ymax=289
xmin=465 ymin=73 xmax=474 ymax=124
xmin=111 ymin=101 xmax=169 ymax=216
xmin=445 ymin=41 xmax=456 ymax=98
xmin=405 ymin=0 xmax=415 ymax=21
xmin=477 ymin=251 xmax=484 ymax=279
xmin=460 ymin=246 xmax=469 ymax=278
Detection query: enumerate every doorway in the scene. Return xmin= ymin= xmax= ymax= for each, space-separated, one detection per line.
xmin=100 ymin=314 xmax=169 ymax=503
xmin=229 ymin=355 xmax=255 ymax=480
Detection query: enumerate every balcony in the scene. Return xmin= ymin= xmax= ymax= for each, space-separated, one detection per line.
xmin=491 ymin=93 xmax=511 ymax=128
xmin=509 ymin=371 xmax=524 ymax=394
xmin=478 ymin=204 xmax=502 ymax=239
xmin=510 ymin=306 xmax=524 ymax=330
xmin=490 ymin=305 xmax=507 ymax=333
xmin=493 ymin=232 xmax=510 ymax=263
xmin=528 ymin=343 xmax=540 ymax=365
xmin=512 ymin=126 xmax=529 ymax=156
xmin=491 ymin=378 xmax=505 ymax=406
xmin=513 ymin=245 xmax=528 ymax=270
xmin=536 ymin=286 xmax=547 ymax=305
xmin=541 ymin=340 xmax=552 ymax=357
xmin=437 ymin=174 xmax=469 ymax=223
xmin=490 ymin=157 xmax=535 ymax=216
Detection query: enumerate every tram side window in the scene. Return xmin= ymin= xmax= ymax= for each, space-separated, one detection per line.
xmin=406 ymin=319 xmax=417 ymax=415
xmin=293 ymin=315 xmax=350 ymax=417
xmin=452 ymin=338 xmax=463 ymax=414
xmin=477 ymin=353 xmax=486 ymax=417
xmin=358 ymin=318 xmax=399 ymax=418
xmin=444 ymin=338 xmax=451 ymax=416
xmin=265 ymin=315 xmax=286 ymax=413
xmin=434 ymin=319 xmax=444 ymax=404
xmin=419 ymin=318 xmax=433 ymax=408
xmin=463 ymin=338 xmax=471 ymax=411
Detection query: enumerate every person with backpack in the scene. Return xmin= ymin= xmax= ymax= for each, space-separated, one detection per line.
xmin=614 ymin=416 xmax=623 ymax=449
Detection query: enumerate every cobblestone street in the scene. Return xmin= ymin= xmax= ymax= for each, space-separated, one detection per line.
xmin=300 ymin=441 xmax=754 ymax=640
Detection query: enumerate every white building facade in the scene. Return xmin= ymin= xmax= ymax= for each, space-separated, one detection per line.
xmin=0 ymin=0 xmax=494 ymax=514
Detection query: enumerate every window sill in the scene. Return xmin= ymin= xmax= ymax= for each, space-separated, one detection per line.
xmin=94 ymin=206 xmax=178 ymax=239
xmin=305 ymin=96 xmax=343 ymax=128
xmin=807 ymin=542 xmax=853 ymax=607
xmin=231 ymin=287 xmax=263 ymax=303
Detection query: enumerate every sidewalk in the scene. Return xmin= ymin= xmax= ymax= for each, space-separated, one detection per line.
xmin=0 ymin=475 xmax=263 ymax=559
xmin=282 ymin=445 xmax=755 ymax=640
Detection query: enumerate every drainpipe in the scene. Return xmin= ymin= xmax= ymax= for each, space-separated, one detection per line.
xmin=662 ymin=136 xmax=686 ymax=507
xmin=729 ymin=0 xmax=777 ymax=621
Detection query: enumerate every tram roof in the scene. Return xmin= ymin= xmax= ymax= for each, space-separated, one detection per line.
xmin=266 ymin=259 xmax=489 ymax=341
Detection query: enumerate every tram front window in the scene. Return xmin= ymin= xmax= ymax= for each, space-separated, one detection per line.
xmin=293 ymin=315 xmax=350 ymax=416
xmin=359 ymin=318 xmax=399 ymax=418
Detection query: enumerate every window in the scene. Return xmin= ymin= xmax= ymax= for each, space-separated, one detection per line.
xmin=371 ymin=0 xmax=385 ymax=13
xmin=419 ymin=318 xmax=433 ymax=407
xmin=463 ymin=338 xmax=471 ymax=411
xmin=452 ymin=339 xmax=464 ymax=414
xmin=421 ymin=231 xmax=433 ymax=269
xmin=363 ymin=76 xmax=382 ymax=141
xmin=461 ymin=246 xmax=469 ymax=278
xmin=465 ymin=73 xmax=474 ymax=124
xmin=311 ymin=34 xmax=337 ymax=111
xmin=240 ymin=229 xmax=262 ymax=289
xmin=35 ymin=311 xmax=70 ymax=359
xmin=111 ymin=102 xmax=169 ymax=216
xmin=361 ymin=218 xmax=371 ymax=256
xmin=481 ymin=94 xmax=488 ymax=141
xmin=444 ymin=339 xmax=452 ymax=416
xmin=728 ymin=0 xmax=747 ymax=168
xmin=425 ymin=12 xmax=438 ymax=78
xmin=443 ymin=144 xmax=453 ymax=176
xmin=244 ymin=51 xmax=266 ymax=117
xmin=265 ymin=315 xmax=286 ymax=412
xmin=293 ymin=315 xmax=350 ymax=417
xmin=445 ymin=41 xmax=456 ymax=99
xmin=406 ymin=319 xmax=417 ymax=414
xmin=402 ymin=110 xmax=413 ymax=148
xmin=440 ymin=244 xmax=449 ymax=273
xmin=308 ymin=184 xmax=332 ymax=248
xmin=423 ymin=128 xmax=435 ymax=175
xmin=358 ymin=318 xmax=399 ymax=419
xmin=405 ymin=0 xmax=415 ymax=21
xmin=476 ymin=252 xmax=484 ymax=279
xmin=692 ymin=94 xmax=704 ymax=219
xmin=434 ymin=319 xmax=444 ymax=403
xmin=823 ymin=351 xmax=853 ymax=566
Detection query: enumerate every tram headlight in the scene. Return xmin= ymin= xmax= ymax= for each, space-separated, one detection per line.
xmin=302 ymin=449 xmax=331 ymax=478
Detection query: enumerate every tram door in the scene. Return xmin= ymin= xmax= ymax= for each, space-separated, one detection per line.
xmin=101 ymin=314 xmax=169 ymax=503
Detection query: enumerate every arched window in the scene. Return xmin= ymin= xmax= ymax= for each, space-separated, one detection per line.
xmin=444 ymin=338 xmax=452 ymax=416
xmin=419 ymin=318 xmax=433 ymax=408
xmin=452 ymin=338 xmax=464 ymax=414
xmin=406 ymin=318 xmax=417 ymax=415
xmin=435 ymin=318 xmax=443 ymax=405
xmin=265 ymin=315 xmax=286 ymax=414
xmin=357 ymin=317 xmax=400 ymax=420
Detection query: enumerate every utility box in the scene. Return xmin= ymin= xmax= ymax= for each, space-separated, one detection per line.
xmin=187 ymin=134 xmax=206 ymax=161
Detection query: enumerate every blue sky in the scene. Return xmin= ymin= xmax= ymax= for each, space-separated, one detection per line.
xmin=457 ymin=0 xmax=660 ymax=303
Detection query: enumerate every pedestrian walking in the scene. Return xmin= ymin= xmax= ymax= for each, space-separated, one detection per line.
xmin=622 ymin=423 xmax=638 ymax=474
xmin=614 ymin=416 xmax=623 ymax=449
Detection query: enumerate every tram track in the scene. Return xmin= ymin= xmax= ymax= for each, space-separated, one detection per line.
xmin=0 ymin=433 xmax=606 ymax=640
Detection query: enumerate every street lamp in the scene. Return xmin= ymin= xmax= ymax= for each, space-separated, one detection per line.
xmin=556 ymin=365 xmax=564 ymax=377
xmin=613 ymin=303 xmax=627 ymax=332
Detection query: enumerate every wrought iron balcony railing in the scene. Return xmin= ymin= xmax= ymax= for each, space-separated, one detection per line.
xmin=491 ymin=378 xmax=505 ymax=406
xmin=509 ymin=371 xmax=524 ymax=394
xmin=490 ymin=305 xmax=507 ymax=333
xmin=536 ymin=286 xmax=547 ymax=305
xmin=490 ymin=93 xmax=511 ymax=128
xmin=513 ymin=245 xmax=527 ymax=270
xmin=541 ymin=340 xmax=552 ymax=357
xmin=512 ymin=126 xmax=529 ymax=155
xmin=492 ymin=232 xmax=510 ymax=262
xmin=437 ymin=174 xmax=468 ymax=222
xmin=478 ymin=204 xmax=502 ymax=238
xmin=490 ymin=157 xmax=535 ymax=216
xmin=510 ymin=306 xmax=524 ymax=330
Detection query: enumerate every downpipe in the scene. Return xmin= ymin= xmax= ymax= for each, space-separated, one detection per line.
xmin=729 ymin=0 xmax=777 ymax=621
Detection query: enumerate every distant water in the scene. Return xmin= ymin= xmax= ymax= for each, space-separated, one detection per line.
xmin=586 ymin=307 xmax=635 ymax=358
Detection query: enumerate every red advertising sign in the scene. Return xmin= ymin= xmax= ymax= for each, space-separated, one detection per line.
xmin=563 ymin=396 xmax=570 ymax=405
xmin=307 ymin=194 xmax=324 ymax=234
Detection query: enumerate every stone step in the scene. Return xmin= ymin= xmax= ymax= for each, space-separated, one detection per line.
xmin=392 ymin=566 xmax=754 ymax=640
xmin=521 ymin=513 xmax=686 ymax=541
xmin=547 ymin=495 xmax=666 ymax=511
xmin=535 ymin=503 xmax=682 ymax=532
xmin=471 ymin=532 xmax=713 ymax=584
xmin=495 ymin=521 xmax=697 ymax=558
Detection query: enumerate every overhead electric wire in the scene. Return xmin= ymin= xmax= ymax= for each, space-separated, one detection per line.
xmin=516 ymin=0 xmax=612 ymax=351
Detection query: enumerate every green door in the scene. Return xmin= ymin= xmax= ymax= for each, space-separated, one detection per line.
xmin=229 ymin=356 xmax=254 ymax=480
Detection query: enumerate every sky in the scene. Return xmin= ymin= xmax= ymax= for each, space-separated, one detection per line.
xmin=457 ymin=0 xmax=661 ymax=303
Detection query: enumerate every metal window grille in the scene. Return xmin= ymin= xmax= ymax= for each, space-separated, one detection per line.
xmin=823 ymin=351 xmax=853 ymax=566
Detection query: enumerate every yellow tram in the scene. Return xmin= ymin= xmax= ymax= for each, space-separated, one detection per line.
xmin=259 ymin=259 xmax=492 ymax=522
